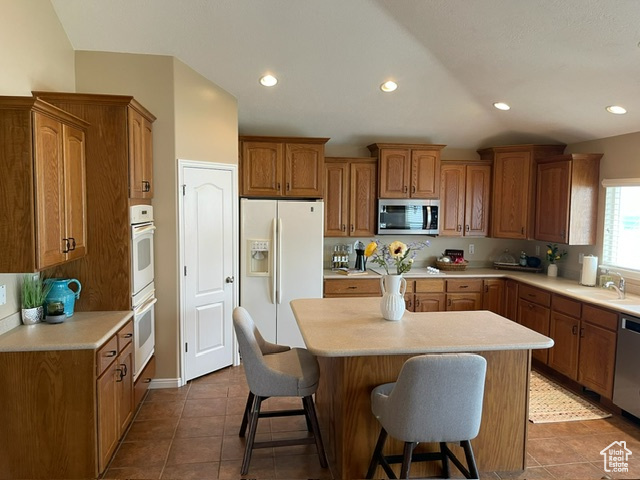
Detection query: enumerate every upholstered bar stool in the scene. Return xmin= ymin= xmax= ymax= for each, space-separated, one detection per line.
xmin=232 ymin=307 xmax=328 ymax=475
xmin=366 ymin=353 xmax=487 ymax=479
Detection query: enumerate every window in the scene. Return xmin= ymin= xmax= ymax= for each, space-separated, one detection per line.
xmin=602 ymin=179 xmax=640 ymax=272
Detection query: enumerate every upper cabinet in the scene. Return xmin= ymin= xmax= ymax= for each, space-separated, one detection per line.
xmin=33 ymin=92 xmax=156 ymax=311
xmin=367 ymin=143 xmax=445 ymax=199
xmin=324 ymin=157 xmax=377 ymax=237
xmin=239 ymin=136 xmax=329 ymax=198
xmin=440 ymin=162 xmax=491 ymax=237
xmin=534 ymin=154 xmax=602 ymax=245
xmin=0 ymin=97 xmax=89 ymax=272
xmin=478 ymin=144 xmax=566 ymax=239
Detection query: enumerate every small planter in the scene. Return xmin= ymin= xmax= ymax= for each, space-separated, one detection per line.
xmin=21 ymin=306 xmax=44 ymax=325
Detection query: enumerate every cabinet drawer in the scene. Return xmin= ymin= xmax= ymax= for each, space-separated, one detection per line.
xmin=97 ymin=335 xmax=118 ymax=376
xmin=415 ymin=279 xmax=445 ymax=293
xmin=518 ymin=284 xmax=551 ymax=307
xmin=134 ymin=354 xmax=156 ymax=408
xmin=552 ymin=294 xmax=581 ymax=318
xmin=582 ymin=304 xmax=618 ymax=332
xmin=446 ymin=279 xmax=483 ymax=293
xmin=324 ymin=278 xmax=381 ymax=297
xmin=117 ymin=320 xmax=134 ymax=351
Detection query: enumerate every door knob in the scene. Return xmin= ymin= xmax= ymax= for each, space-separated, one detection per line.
xmin=225 ymin=276 xmax=235 ymax=283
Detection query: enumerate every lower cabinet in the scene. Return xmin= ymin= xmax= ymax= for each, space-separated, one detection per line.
xmin=517 ymin=285 xmax=551 ymax=363
xmin=324 ymin=278 xmax=382 ymax=297
xmin=504 ymin=279 xmax=519 ymax=321
xmin=446 ymin=279 xmax=483 ymax=311
xmin=411 ymin=279 xmax=445 ymax=312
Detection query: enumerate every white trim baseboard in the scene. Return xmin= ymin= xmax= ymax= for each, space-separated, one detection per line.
xmin=149 ymin=377 xmax=183 ymax=389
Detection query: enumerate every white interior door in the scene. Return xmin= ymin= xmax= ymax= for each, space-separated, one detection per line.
xmin=181 ymin=163 xmax=236 ymax=382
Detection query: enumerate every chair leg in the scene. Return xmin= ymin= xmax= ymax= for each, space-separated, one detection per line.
xmin=439 ymin=442 xmax=450 ymax=478
xmin=400 ymin=441 xmax=417 ymax=479
xmin=302 ymin=395 xmax=328 ymax=468
xmin=241 ymin=394 xmax=263 ymax=475
xmin=366 ymin=428 xmax=397 ymax=479
xmin=461 ymin=440 xmax=479 ymax=480
xmin=239 ymin=391 xmax=254 ymax=437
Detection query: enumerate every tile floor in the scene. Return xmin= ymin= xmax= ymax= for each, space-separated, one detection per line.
xmin=102 ymin=366 xmax=640 ymax=479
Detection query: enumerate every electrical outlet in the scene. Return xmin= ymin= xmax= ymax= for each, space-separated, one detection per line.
xmin=469 ymin=244 xmax=475 ymax=255
xmin=535 ymin=245 xmax=540 ymax=256
xmin=0 ymin=285 xmax=5 ymax=306
xmin=578 ymin=253 xmax=584 ymax=264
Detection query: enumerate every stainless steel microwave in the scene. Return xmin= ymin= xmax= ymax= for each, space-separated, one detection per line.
xmin=377 ymin=199 xmax=440 ymax=235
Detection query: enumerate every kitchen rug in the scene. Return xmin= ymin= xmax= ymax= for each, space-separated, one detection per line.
xmin=529 ymin=371 xmax=612 ymax=423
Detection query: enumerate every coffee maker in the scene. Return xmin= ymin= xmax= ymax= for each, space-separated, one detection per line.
xmin=354 ymin=241 xmax=366 ymax=271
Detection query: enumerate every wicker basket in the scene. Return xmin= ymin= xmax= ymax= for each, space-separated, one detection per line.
xmin=435 ymin=260 xmax=469 ymax=271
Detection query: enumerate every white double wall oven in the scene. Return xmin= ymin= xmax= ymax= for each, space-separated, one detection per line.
xmin=130 ymin=205 xmax=157 ymax=381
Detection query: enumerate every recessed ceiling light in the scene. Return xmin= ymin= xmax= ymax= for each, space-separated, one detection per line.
xmin=606 ymin=105 xmax=627 ymax=115
xmin=380 ymin=80 xmax=398 ymax=93
xmin=259 ymin=74 xmax=278 ymax=87
xmin=493 ymin=102 xmax=511 ymax=111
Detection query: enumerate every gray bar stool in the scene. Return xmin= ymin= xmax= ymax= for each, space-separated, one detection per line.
xmin=233 ymin=307 xmax=328 ymax=475
xmin=366 ymin=353 xmax=487 ymax=479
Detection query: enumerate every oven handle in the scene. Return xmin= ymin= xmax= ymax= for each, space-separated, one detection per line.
xmin=135 ymin=296 xmax=157 ymax=316
xmin=132 ymin=224 xmax=156 ymax=239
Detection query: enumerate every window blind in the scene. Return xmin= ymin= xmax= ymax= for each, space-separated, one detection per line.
xmin=602 ymin=179 xmax=640 ymax=271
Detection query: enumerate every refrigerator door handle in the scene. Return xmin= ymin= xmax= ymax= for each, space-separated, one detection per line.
xmin=277 ymin=217 xmax=283 ymax=304
xmin=271 ymin=218 xmax=277 ymax=304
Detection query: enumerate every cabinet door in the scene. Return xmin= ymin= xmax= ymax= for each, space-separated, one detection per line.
xmin=324 ymin=163 xmax=349 ymax=236
xmin=411 ymin=149 xmax=440 ymax=198
xmin=349 ymin=162 xmax=377 ymax=237
xmin=548 ymin=312 xmax=579 ymax=379
xmin=535 ymin=160 xmax=571 ymax=243
xmin=578 ymin=322 xmax=617 ymax=398
xmin=439 ymin=164 xmax=465 ymax=236
xmin=504 ymin=280 xmax=519 ymax=321
xmin=63 ymin=125 xmax=87 ymax=260
xmin=97 ymin=361 xmax=119 ymax=473
xmin=379 ymin=149 xmax=410 ymax=198
xmin=446 ymin=293 xmax=482 ymax=311
xmin=465 ymin=164 xmax=491 ymax=237
xmin=241 ymin=141 xmax=283 ymax=196
xmin=518 ymin=299 xmax=550 ymax=363
xmin=128 ymin=108 xmax=148 ymax=199
xmin=492 ymin=151 xmax=531 ymax=239
xmin=141 ymin=116 xmax=154 ymax=198
xmin=414 ymin=293 xmax=446 ymax=312
xmin=285 ymin=143 xmax=323 ymax=197
xmin=117 ymin=342 xmax=134 ymax=435
xmin=34 ymin=112 xmax=66 ymax=269
xmin=483 ymin=279 xmax=505 ymax=316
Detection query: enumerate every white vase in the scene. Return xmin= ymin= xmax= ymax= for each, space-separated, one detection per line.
xmin=380 ymin=274 xmax=407 ymax=321
xmin=547 ymin=263 xmax=558 ymax=277
xmin=21 ymin=306 xmax=43 ymax=325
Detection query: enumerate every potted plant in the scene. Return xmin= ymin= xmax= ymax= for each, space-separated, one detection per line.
xmin=20 ymin=275 xmax=51 ymax=325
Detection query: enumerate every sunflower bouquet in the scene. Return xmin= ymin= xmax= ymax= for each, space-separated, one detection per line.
xmin=364 ymin=239 xmax=430 ymax=275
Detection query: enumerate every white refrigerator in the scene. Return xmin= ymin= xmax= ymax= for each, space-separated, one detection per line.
xmin=240 ymin=198 xmax=324 ymax=347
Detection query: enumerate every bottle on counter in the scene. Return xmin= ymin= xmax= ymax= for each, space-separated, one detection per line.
xmin=519 ymin=251 xmax=528 ymax=267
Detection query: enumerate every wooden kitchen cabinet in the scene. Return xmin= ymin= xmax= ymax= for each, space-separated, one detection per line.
xmin=440 ymin=163 xmax=491 ymax=237
xmin=535 ymin=154 xmax=602 ymax=245
xmin=33 ymin=92 xmax=157 ymax=312
xmin=412 ymin=279 xmax=445 ymax=312
xmin=240 ymin=136 xmax=329 ymax=197
xmin=548 ymin=295 xmax=582 ymax=378
xmin=367 ymin=143 xmax=445 ymax=199
xmin=324 ymin=157 xmax=377 ymax=237
xmin=0 ymin=97 xmax=89 ymax=272
xmin=517 ymin=284 xmax=551 ymax=363
xmin=478 ymin=144 xmax=565 ymax=239
xmin=323 ymin=278 xmax=382 ymax=297
xmin=483 ymin=278 xmax=505 ymax=316
xmin=445 ymin=279 xmax=483 ymax=311
xmin=578 ymin=304 xmax=618 ymax=398
xmin=504 ymin=279 xmax=519 ymax=321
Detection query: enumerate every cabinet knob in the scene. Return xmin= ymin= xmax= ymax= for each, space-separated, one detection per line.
xmin=105 ymin=350 xmax=117 ymax=358
xmin=580 ymin=327 xmax=585 ymax=338
xmin=457 ymin=225 xmax=462 ymax=232
xmin=62 ymin=238 xmax=70 ymax=254
xmin=225 ymin=276 xmax=235 ymax=283
xmin=123 ymin=333 xmax=133 ymax=338
xmin=412 ymin=185 xmax=416 ymax=194
xmin=350 ymin=224 xmax=354 ymax=233
xmin=403 ymin=185 xmax=408 ymax=193
xmin=277 ymin=182 xmax=281 ymax=191
xmin=448 ymin=298 xmax=452 ymax=306
xmin=466 ymin=225 xmax=470 ymax=232
xmin=116 ymin=368 xmax=124 ymax=382
xmin=572 ymin=325 xmax=578 ymax=335
xmin=342 ymin=224 xmax=346 ymax=232
xmin=286 ymin=182 xmax=290 ymax=191
xmin=142 ymin=180 xmax=151 ymax=192
xmin=521 ymin=227 xmax=525 ymax=234
xmin=69 ymin=237 xmax=76 ymax=251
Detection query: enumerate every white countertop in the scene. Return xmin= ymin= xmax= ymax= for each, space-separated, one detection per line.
xmin=324 ymin=267 xmax=640 ymax=316
xmin=0 ymin=311 xmax=133 ymax=352
xmin=291 ymin=297 xmax=554 ymax=357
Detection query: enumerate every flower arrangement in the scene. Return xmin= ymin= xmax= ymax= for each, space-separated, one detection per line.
xmin=546 ymin=244 xmax=567 ymax=264
xmin=364 ymin=239 xmax=430 ymax=275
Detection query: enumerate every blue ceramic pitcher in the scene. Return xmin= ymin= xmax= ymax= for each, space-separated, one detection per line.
xmin=45 ymin=279 xmax=82 ymax=317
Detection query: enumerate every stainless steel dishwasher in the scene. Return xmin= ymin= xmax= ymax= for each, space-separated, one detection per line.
xmin=613 ymin=315 xmax=640 ymax=418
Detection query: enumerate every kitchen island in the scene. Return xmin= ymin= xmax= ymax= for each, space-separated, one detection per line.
xmin=291 ymin=297 xmax=553 ymax=479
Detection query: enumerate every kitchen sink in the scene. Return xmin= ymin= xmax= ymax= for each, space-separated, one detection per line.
xmin=565 ymin=287 xmax=640 ymax=308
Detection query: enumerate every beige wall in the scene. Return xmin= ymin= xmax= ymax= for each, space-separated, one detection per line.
xmin=75 ymin=52 xmax=238 ymax=380
xmin=0 ymin=0 xmax=75 ymax=323
xmin=173 ymin=59 xmax=238 ymax=163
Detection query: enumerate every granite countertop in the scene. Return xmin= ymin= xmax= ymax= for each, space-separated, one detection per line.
xmin=324 ymin=267 xmax=640 ymax=316
xmin=0 ymin=311 xmax=133 ymax=352
xmin=291 ymin=297 xmax=553 ymax=357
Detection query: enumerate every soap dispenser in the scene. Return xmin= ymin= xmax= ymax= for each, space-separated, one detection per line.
xmin=519 ymin=251 xmax=528 ymax=267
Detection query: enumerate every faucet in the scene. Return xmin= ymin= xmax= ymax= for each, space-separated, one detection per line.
xmin=603 ymin=271 xmax=625 ymax=299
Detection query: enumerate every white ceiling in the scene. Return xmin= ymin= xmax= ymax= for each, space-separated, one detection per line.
xmin=51 ymin=0 xmax=640 ymax=151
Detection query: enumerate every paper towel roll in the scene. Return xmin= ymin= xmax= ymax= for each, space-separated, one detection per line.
xmin=580 ymin=255 xmax=598 ymax=286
